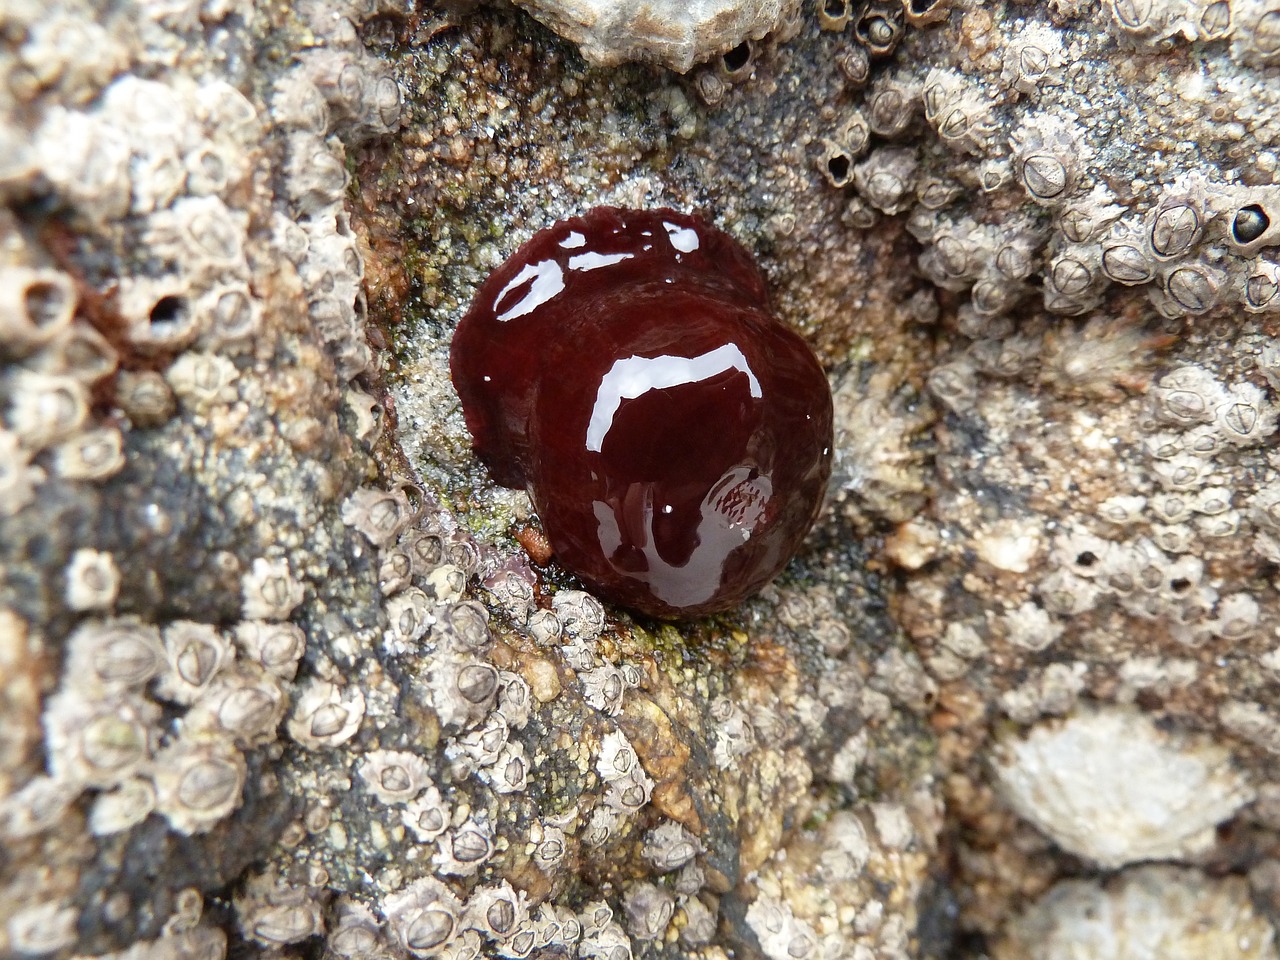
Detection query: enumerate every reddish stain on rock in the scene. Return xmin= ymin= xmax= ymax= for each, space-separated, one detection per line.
xmin=450 ymin=206 xmax=833 ymax=618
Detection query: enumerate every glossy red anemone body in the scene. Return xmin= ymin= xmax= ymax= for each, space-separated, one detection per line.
xmin=450 ymin=206 xmax=833 ymax=619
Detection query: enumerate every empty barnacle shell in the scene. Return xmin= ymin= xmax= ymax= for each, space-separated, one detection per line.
xmin=65 ymin=616 xmax=163 ymax=692
xmin=287 ymin=679 xmax=366 ymax=748
xmin=0 ymin=267 xmax=76 ymax=357
xmin=817 ymin=138 xmax=855 ymax=188
xmin=155 ymin=620 xmax=233 ymax=705
xmin=64 ymin=548 xmax=121 ymax=612
xmin=234 ymin=620 xmax=306 ymax=679
xmin=358 ymin=749 xmax=433 ymax=804
xmin=116 ymin=275 xmax=205 ymax=352
xmin=818 ymin=0 xmax=853 ymax=31
xmin=384 ymin=877 xmax=463 ymax=957
xmin=1224 ymin=187 xmax=1280 ymax=256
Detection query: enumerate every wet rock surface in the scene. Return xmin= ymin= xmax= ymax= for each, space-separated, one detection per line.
xmin=2 ymin=0 xmax=1280 ymax=958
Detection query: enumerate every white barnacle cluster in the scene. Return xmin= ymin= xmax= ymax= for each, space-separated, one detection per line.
xmin=0 ymin=266 xmax=120 ymax=516
xmin=737 ymin=795 xmax=925 ymax=960
xmin=993 ymin=704 xmax=1255 ymax=868
xmin=504 ymin=0 xmax=803 ymax=73
xmin=326 ymin=878 xmax=588 ymax=959
xmin=12 ymin=613 xmax=305 ymax=845
xmin=1016 ymin=360 xmax=1280 ymax=647
xmin=271 ymin=17 xmax=402 ymax=381
xmin=815 ymin=0 xmax=1280 ymax=342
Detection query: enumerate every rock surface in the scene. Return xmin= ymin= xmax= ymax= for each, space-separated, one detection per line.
xmin=2 ymin=0 xmax=1280 ymax=958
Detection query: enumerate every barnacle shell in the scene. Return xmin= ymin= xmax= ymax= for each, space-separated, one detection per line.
xmin=993 ymin=705 xmax=1254 ymax=867
xmin=504 ymin=0 xmax=802 ymax=72
xmin=996 ymin=866 xmax=1277 ymax=960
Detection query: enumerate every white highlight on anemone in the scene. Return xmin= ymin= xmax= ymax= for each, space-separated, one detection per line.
xmin=586 ymin=344 xmax=761 ymax=453
xmin=494 ymin=259 xmax=565 ymax=322
xmin=663 ymin=221 xmax=700 ymax=253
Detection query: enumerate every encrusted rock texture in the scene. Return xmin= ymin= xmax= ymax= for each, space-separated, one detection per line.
xmin=2 ymin=0 xmax=1280 ymax=958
